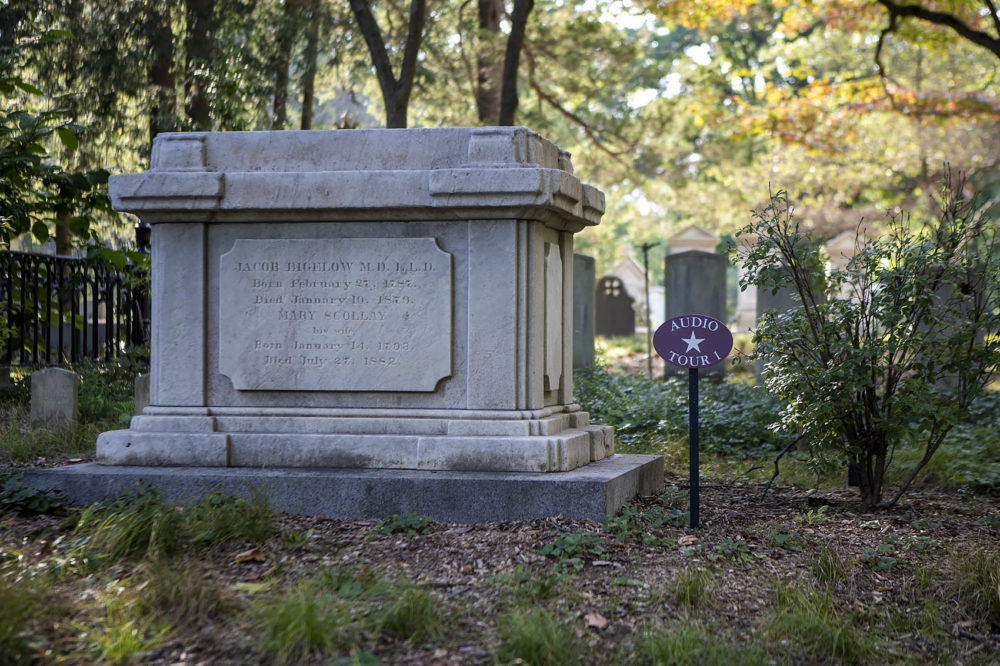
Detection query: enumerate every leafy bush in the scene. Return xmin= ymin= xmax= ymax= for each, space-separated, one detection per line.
xmin=575 ymin=363 xmax=784 ymax=456
xmin=738 ymin=174 xmax=1000 ymax=508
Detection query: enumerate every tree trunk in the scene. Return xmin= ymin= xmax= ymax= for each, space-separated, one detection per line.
xmin=498 ymin=0 xmax=533 ymax=126
xmin=55 ymin=0 xmax=82 ymax=255
xmin=349 ymin=0 xmax=427 ymax=129
xmin=475 ymin=0 xmax=502 ymax=124
xmin=300 ymin=0 xmax=320 ymax=129
xmin=185 ymin=0 xmax=214 ymax=130
xmin=272 ymin=0 xmax=301 ymax=129
xmin=147 ymin=6 xmax=176 ymax=145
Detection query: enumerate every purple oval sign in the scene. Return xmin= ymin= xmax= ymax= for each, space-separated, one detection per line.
xmin=654 ymin=314 xmax=733 ymax=369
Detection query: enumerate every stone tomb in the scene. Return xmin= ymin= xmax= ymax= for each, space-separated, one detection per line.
xmin=26 ymin=128 xmax=662 ymax=521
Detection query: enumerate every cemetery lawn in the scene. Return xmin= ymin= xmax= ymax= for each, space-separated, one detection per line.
xmin=2 ymin=470 xmax=999 ymax=665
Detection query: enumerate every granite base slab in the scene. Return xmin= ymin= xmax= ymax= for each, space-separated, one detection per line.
xmin=22 ymin=454 xmax=664 ymax=523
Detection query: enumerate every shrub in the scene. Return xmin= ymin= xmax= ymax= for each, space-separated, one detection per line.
xmin=738 ymin=173 xmax=1000 ymax=508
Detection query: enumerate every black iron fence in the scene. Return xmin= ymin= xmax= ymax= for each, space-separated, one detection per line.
xmin=1 ymin=250 xmax=150 ymax=366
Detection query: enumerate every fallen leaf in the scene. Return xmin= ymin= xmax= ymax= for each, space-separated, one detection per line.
xmin=232 ymin=581 xmax=272 ymax=594
xmin=585 ymin=612 xmax=609 ymax=629
xmin=678 ymin=535 xmax=699 ymax=547
xmin=235 ymin=546 xmax=266 ymax=564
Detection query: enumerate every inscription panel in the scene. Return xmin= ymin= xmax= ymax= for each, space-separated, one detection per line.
xmin=219 ymin=238 xmax=452 ymax=391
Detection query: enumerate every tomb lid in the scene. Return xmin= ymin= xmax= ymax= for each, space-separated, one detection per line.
xmin=109 ymin=127 xmax=605 ymax=232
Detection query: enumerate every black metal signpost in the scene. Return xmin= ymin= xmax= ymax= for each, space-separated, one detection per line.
xmin=653 ymin=314 xmax=733 ymax=528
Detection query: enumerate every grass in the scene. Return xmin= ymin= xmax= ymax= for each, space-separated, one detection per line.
xmin=0 ymin=568 xmax=58 ymax=666
xmin=812 ymin=544 xmax=848 ymax=588
xmin=672 ymin=566 xmax=712 ymax=608
xmin=496 ymin=608 xmax=579 ymax=666
xmin=93 ymin=598 xmax=170 ymax=666
xmin=75 ymin=489 xmax=186 ymax=561
xmin=950 ymin=547 xmax=1000 ymax=626
xmin=73 ymin=488 xmax=274 ymax=562
xmin=0 ymin=421 xmax=101 ymax=465
xmin=251 ymin=580 xmax=359 ymax=665
xmin=134 ymin=559 xmax=234 ymax=624
xmin=636 ymin=624 xmax=768 ymax=666
xmin=376 ymin=585 xmax=441 ymax=642
xmin=765 ymin=583 xmax=875 ymax=664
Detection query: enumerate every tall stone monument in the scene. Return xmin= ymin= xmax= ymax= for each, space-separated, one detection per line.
xmin=26 ymin=128 xmax=661 ymax=522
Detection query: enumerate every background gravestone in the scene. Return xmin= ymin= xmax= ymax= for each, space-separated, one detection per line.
xmin=754 ymin=284 xmax=800 ymax=383
xmin=134 ymin=373 xmax=150 ymax=416
xmin=595 ymin=275 xmax=635 ymax=337
xmin=30 ymin=367 xmax=79 ymax=428
xmin=664 ymin=250 xmax=727 ymax=379
xmin=573 ymin=254 xmax=595 ymax=369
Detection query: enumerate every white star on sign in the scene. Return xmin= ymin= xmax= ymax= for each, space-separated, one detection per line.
xmin=681 ymin=331 xmax=705 ymax=353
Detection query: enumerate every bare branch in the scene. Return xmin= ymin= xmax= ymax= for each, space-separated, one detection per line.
xmin=876 ymin=0 xmax=1000 ymax=60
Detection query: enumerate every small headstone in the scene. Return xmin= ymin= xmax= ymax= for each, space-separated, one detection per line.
xmin=573 ymin=254 xmax=595 ymax=368
xmin=134 ymin=373 xmax=150 ymax=416
xmin=30 ymin=368 xmax=79 ymax=428
xmin=595 ymin=275 xmax=635 ymax=336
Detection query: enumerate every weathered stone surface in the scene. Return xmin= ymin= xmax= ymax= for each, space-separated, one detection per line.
xmin=97 ymin=127 xmax=637 ymax=487
xmin=218 ymin=237 xmax=452 ymax=392
xmin=29 ymin=368 xmax=78 ymax=428
xmin=110 ymin=128 xmax=605 ymax=231
xmin=134 ymin=374 xmax=149 ymax=416
xmin=24 ymin=454 xmax=663 ymax=523
xmin=573 ymin=254 xmax=595 ymax=369
xmin=663 ymin=250 xmax=728 ymax=379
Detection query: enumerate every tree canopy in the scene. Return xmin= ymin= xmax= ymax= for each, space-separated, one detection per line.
xmin=2 ymin=0 xmax=997 ymax=267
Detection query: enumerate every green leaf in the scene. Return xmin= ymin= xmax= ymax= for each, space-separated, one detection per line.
xmin=13 ymin=80 xmax=44 ymax=96
xmin=31 ymin=221 xmax=49 ymax=242
xmin=68 ymin=215 xmax=90 ymax=236
xmin=101 ymin=247 xmax=129 ymax=271
xmin=56 ymin=126 xmax=78 ymax=151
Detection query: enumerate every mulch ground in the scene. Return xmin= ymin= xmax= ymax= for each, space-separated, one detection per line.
xmin=4 ymin=468 xmax=999 ymax=664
